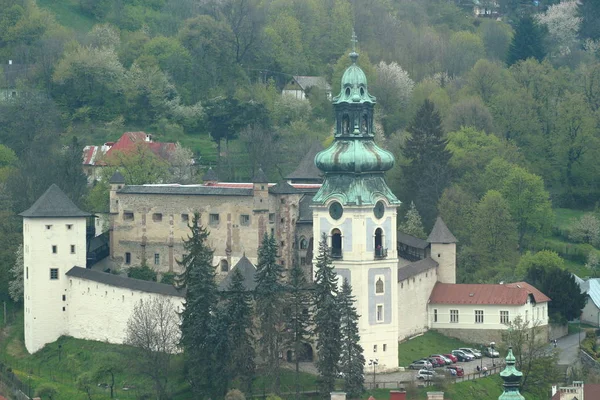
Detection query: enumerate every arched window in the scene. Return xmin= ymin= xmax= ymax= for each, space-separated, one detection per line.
xmin=220 ymin=259 xmax=229 ymax=272
xmin=342 ymin=114 xmax=350 ymax=134
xmin=376 ymin=277 xmax=384 ymax=294
xmin=374 ymin=228 xmax=386 ymax=258
xmin=299 ymin=237 xmax=308 ymax=250
xmin=331 ymin=229 xmax=342 ymax=258
xmin=362 ymin=114 xmax=368 ymax=134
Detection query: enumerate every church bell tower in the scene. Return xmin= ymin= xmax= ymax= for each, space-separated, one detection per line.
xmin=312 ymin=33 xmax=401 ymax=370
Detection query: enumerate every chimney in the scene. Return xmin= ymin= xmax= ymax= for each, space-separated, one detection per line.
xmin=8 ymin=60 xmax=12 ymax=65
xmin=390 ymin=391 xmax=406 ymax=400
xmin=426 ymin=392 xmax=445 ymax=400
xmin=551 ymin=385 xmax=557 ymax=396
xmin=330 ymin=392 xmax=346 ymax=400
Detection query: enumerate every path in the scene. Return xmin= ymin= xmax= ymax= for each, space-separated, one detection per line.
xmin=556 ymin=331 xmax=586 ymax=366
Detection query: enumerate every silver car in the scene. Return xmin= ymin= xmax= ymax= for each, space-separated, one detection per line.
xmin=459 ymin=347 xmax=482 ymax=359
xmin=409 ymin=359 xmax=433 ymax=370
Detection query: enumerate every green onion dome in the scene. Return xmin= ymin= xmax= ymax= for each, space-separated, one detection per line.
xmin=315 ymin=139 xmax=394 ymax=174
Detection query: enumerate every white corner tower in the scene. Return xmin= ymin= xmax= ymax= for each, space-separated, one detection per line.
xmin=21 ymin=184 xmax=90 ymax=353
xmin=311 ymin=37 xmax=401 ymax=370
xmin=427 ymin=217 xmax=457 ymax=284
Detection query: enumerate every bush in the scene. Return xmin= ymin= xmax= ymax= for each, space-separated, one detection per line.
xmin=570 ymin=214 xmax=600 ymax=246
xmin=225 ymin=389 xmax=246 ymax=400
xmin=127 ymin=264 xmax=157 ymax=282
xmin=36 ymin=383 xmax=58 ymax=399
xmin=161 ymin=272 xmax=176 ymax=285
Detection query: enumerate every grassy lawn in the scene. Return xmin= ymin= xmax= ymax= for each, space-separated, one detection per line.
xmin=37 ymin=0 xmax=95 ymax=32
xmin=554 ymin=208 xmax=587 ymax=230
xmin=398 ymin=331 xmax=474 ymax=367
xmin=568 ymin=321 xmax=597 ymax=335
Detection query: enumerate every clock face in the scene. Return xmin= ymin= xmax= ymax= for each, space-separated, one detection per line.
xmin=374 ymin=200 xmax=385 ymax=219
xmin=329 ymin=201 xmax=343 ymax=220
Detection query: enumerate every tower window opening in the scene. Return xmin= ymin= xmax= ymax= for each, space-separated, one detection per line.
xmin=52 ymin=245 xmax=57 ymax=254
xmin=342 ymin=114 xmax=350 ymax=134
xmin=375 ymin=277 xmax=384 ymax=294
xmin=220 ymin=259 xmax=229 ymax=272
xmin=374 ymin=228 xmax=386 ymax=258
xmin=299 ymin=237 xmax=308 ymax=250
xmin=362 ymin=114 xmax=368 ymax=134
xmin=331 ymin=229 xmax=342 ymax=258
xmin=66 ymin=224 xmax=72 ymax=230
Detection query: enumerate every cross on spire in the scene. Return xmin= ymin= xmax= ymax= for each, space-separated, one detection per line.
xmin=351 ymin=30 xmax=358 ymax=52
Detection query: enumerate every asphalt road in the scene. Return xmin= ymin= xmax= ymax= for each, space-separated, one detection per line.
xmin=555 ymin=331 xmax=586 ymax=366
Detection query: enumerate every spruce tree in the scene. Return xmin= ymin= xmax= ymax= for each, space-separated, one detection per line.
xmin=402 ymin=99 xmax=451 ymax=227
xmin=177 ymin=213 xmax=222 ymax=398
xmin=285 ymin=261 xmax=313 ymax=397
xmin=225 ymin=268 xmax=256 ymax=395
xmin=338 ymin=278 xmax=365 ymax=398
xmin=507 ymin=15 xmax=546 ymax=66
xmin=313 ymin=232 xmax=341 ymax=395
xmin=254 ymin=233 xmax=285 ymax=393
xmin=578 ymin=0 xmax=600 ymax=41
xmin=400 ymin=201 xmax=427 ymax=239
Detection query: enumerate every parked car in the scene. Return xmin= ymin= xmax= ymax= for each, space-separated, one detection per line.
xmin=451 ymin=350 xmax=474 ymax=361
xmin=484 ymin=347 xmax=500 ymax=358
xmin=446 ymin=366 xmax=464 ymax=377
xmin=409 ymin=359 xmax=433 ymax=370
xmin=430 ymin=354 xmax=452 ymax=365
xmin=427 ymin=356 xmax=445 ymax=368
xmin=459 ymin=348 xmax=482 ymax=359
xmin=443 ymin=353 xmax=458 ymax=363
xmin=417 ymin=369 xmax=436 ymax=380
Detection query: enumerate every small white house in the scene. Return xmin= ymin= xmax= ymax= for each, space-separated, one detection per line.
xmin=282 ymin=76 xmax=332 ymax=101
xmin=428 ymin=282 xmax=551 ymax=344
xmin=577 ymin=277 xmax=600 ymax=326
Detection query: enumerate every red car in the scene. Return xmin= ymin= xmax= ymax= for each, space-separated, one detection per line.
xmin=427 ymin=356 xmax=445 ymax=368
xmin=443 ymin=353 xmax=458 ymax=363
xmin=446 ymin=366 xmax=464 ymax=377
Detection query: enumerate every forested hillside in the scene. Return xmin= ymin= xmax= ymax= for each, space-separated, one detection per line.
xmin=1 ymin=0 xmax=600 ymax=304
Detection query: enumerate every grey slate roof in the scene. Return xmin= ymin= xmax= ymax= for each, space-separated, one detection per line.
xmin=118 ymin=185 xmax=252 ymax=196
xmin=66 ymin=266 xmax=185 ymax=297
xmin=269 ymin=180 xmax=300 ymax=195
xmin=218 ymin=256 xmax=257 ymax=291
xmin=297 ymin=195 xmax=314 ymax=223
xmin=20 ymin=184 xmax=91 ymax=218
xmin=397 ymin=231 xmax=429 ymax=249
xmin=202 ymin=167 xmax=218 ymax=182
xmin=252 ymin=168 xmax=269 ymax=183
xmin=398 ymin=257 xmax=438 ymax=282
xmin=109 ymin=170 xmax=125 ymax=184
xmin=286 ymin=142 xmax=323 ymax=183
xmin=293 ymin=76 xmax=331 ymax=92
xmin=427 ymin=217 xmax=457 ymax=243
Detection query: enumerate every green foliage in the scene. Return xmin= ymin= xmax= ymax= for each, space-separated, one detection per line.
xmin=446 ymin=31 xmax=485 ymax=77
xmin=160 ymin=272 xmax=176 ymax=285
xmin=578 ymin=0 xmax=600 ymax=41
xmin=36 ymin=383 xmax=58 ymax=399
xmin=225 ymin=389 xmax=246 ymax=400
xmin=399 ymin=201 xmax=426 ymax=239
xmin=477 ymin=20 xmax=513 ymax=61
xmin=127 ymin=264 xmax=157 ymax=282
xmin=338 ymin=278 xmax=364 ymax=398
xmin=507 ymin=15 xmax=546 ymax=66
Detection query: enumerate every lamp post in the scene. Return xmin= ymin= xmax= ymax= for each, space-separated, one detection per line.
xmin=368 ymin=359 xmax=378 ymax=388
xmin=490 ymin=342 xmax=496 ymax=367
xmin=480 ymin=345 xmax=484 ymax=374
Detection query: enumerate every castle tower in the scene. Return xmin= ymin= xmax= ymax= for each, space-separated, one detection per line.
xmin=427 ymin=217 xmax=457 ymax=284
xmin=312 ymin=34 xmax=401 ymax=370
xmin=498 ymin=347 xmax=525 ymax=400
xmin=20 ymin=184 xmax=90 ymax=353
xmin=108 ymin=170 xmax=125 ymax=259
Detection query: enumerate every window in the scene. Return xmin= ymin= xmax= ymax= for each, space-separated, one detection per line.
xmin=70 ymin=245 xmax=76 ymax=254
xmin=271 ymin=228 xmax=275 ymax=236
xmin=525 ymin=310 xmax=528 ymax=322
xmin=123 ymin=212 xmax=134 ymax=221
xmin=125 ymin=252 xmax=131 ymax=264
xmin=376 ymin=304 xmax=384 ymax=322
xmin=375 ymin=277 xmax=384 ymax=294
xmin=62 ymin=307 xmax=65 ymax=312
xmin=62 ymin=295 xmax=66 ymax=301
xmin=154 ymin=253 xmax=160 ymax=265
xmin=300 ymin=256 xmax=307 ymax=265
xmin=220 ymin=259 xmax=229 ymax=272
xmin=383 ymin=344 xmax=387 ymax=352
xmin=46 ymin=225 xmax=52 ymax=230
xmin=281 ymin=199 xmax=285 ymax=204
xmin=537 ymin=307 xmax=540 ymax=320
xmin=373 ymin=345 xmax=377 ymax=353
xmin=450 ymin=309 xmax=459 ymax=323
xmin=181 ymin=214 xmax=189 ymax=223
xmin=299 ymin=237 xmax=308 ymax=250
xmin=475 ymin=310 xmax=484 ymax=324
xmin=52 ymin=245 xmax=57 ymax=254
xmin=281 ymin=241 xmax=285 ymax=248
xmin=269 ymin=213 xmax=275 ymax=223
xmin=50 ymin=268 xmax=59 ymax=280
xmin=240 ymin=214 xmax=250 ymax=226
xmin=331 ymin=229 xmax=342 ymax=258
xmin=26 ymin=267 xmax=28 ymax=279
xmin=66 ymin=224 xmax=73 ymax=230
xmin=500 ymin=310 xmax=509 ymax=324
xmin=434 ymin=309 xmax=438 ymax=323
xmin=152 ymin=213 xmax=162 ymax=222
xmin=209 ymin=213 xmax=220 ymax=225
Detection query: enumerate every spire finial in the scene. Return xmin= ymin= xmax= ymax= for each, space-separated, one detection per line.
xmin=350 ymin=30 xmax=359 ymax=63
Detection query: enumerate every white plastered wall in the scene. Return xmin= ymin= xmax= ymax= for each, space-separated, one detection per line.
xmin=397 ymin=268 xmax=438 ymax=341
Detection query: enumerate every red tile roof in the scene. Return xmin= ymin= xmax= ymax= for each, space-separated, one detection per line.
xmin=83 ymin=132 xmax=177 ymax=166
xmin=429 ymin=282 xmax=551 ymax=305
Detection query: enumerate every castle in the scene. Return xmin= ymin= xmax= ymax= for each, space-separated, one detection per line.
xmin=22 ymin=46 xmax=550 ymax=371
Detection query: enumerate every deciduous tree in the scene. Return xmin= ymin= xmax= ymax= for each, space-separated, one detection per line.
xmin=8 ymin=243 xmax=23 ymax=303
xmin=578 ymin=0 xmax=600 ymax=41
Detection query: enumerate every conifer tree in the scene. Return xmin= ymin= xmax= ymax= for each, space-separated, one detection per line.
xmin=225 ymin=268 xmax=256 ymax=395
xmin=285 ymin=261 xmax=313 ymax=396
xmin=338 ymin=278 xmax=365 ymax=398
xmin=254 ymin=233 xmax=285 ymax=393
xmin=177 ymin=213 xmax=222 ymax=398
xmin=578 ymin=0 xmax=600 ymax=41
xmin=402 ymin=99 xmax=450 ymax=227
xmin=313 ymin=233 xmax=340 ymax=395
xmin=400 ymin=201 xmax=427 ymax=239
xmin=507 ymin=15 xmax=546 ymax=66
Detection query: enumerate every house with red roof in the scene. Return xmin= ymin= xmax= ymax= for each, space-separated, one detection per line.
xmin=82 ymin=132 xmax=177 ymax=182
xmin=428 ymin=281 xmax=551 ymax=344
xmin=551 ymin=381 xmax=600 ymax=400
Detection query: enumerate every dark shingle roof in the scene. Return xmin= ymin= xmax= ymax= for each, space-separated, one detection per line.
xmin=109 ymin=170 xmax=125 ymax=184
xmin=20 ymin=184 xmax=91 ymax=218
xmin=297 ymin=195 xmax=314 ymax=223
xmin=398 ymin=257 xmax=438 ymax=282
xmin=286 ymin=142 xmax=323 ymax=183
xmin=202 ymin=167 xmax=218 ymax=182
xmin=66 ymin=266 xmax=185 ymax=297
xmin=397 ymin=231 xmax=429 ymax=249
xmin=427 ymin=217 xmax=457 ymax=243
xmin=218 ymin=256 xmax=257 ymax=291
xmin=252 ymin=168 xmax=269 ymax=183
xmin=269 ymin=181 xmax=300 ymax=195
xmin=118 ymin=185 xmax=252 ymax=196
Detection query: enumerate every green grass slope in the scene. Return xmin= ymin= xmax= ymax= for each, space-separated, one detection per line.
xmin=37 ymin=0 xmax=95 ymax=32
